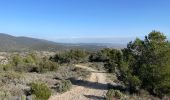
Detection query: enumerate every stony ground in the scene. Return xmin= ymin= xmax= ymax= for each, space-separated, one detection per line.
xmin=49 ymin=64 xmax=109 ymax=100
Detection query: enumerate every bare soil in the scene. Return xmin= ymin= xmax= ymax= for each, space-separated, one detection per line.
xmin=49 ymin=64 xmax=108 ymax=100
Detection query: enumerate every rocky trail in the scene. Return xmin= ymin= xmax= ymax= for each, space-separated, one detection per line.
xmin=49 ymin=64 xmax=109 ymax=100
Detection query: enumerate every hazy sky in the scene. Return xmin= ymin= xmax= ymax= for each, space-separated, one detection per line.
xmin=0 ymin=0 xmax=169 ymax=43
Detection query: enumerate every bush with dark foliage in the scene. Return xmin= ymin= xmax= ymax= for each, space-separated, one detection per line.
xmin=118 ymin=31 xmax=170 ymax=97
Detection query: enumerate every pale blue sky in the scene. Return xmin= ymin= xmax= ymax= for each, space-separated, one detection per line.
xmin=0 ymin=0 xmax=169 ymax=43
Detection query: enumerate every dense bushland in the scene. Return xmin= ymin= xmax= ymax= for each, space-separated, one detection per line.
xmin=101 ymin=31 xmax=170 ymax=98
xmin=89 ymin=48 xmax=122 ymax=73
xmin=51 ymin=49 xmax=88 ymax=64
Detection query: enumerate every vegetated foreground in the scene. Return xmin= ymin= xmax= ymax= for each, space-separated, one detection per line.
xmin=0 ymin=30 xmax=170 ymax=100
xmin=49 ymin=64 xmax=109 ymax=100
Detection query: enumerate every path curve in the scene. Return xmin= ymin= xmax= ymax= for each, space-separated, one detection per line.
xmin=49 ymin=64 xmax=108 ymax=100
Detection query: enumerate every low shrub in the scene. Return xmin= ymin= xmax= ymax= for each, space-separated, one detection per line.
xmin=0 ymin=71 xmax=23 ymax=84
xmin=56 ymin=80 xmax=72 ymax=93
xmin=38 ymin=58 xmax=59 ymax=73
xmin=30 ymin=82 xmax=51 ymax=100
xmin=106 ymin=89 xmax=123 ymax=100
xmin=2 ymin=64 xmax=13 ymax=71
xmin=73 ymin=67 xmax=91 ymax=79
xmin=21 ymin=95 xmax=26 ymax=100
xmin=6 ymin=54 xmax=59 ymax=73
xmin=0 ymin=91 xmax=11 ymax=100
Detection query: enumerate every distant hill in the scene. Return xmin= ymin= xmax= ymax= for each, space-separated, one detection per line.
xmin=0 ymin=33 xmax=64 ymax=51
xmin=0 ymin=33 xmax=125 ymax=51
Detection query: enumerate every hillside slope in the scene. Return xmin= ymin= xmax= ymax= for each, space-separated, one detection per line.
xmin=0 ymin=33 xmax=109 ymax=51
xmin=0 ymin=33 xmax=66 ymax=51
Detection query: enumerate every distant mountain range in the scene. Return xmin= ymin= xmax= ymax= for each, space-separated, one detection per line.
xmin=0 ymin=33 xmax=126 ymax=51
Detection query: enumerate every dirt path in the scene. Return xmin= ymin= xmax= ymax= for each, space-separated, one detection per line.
xmin=49 ymin=64 xmax=108 ymax=100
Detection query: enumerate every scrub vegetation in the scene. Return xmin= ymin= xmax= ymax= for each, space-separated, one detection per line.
xmin=0 ymin=31 xmax=169 ymax=100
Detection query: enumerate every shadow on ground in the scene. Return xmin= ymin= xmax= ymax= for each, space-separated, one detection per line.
xmin=68 ymin=77 xmax=108 ymax=90
xmin=68 ymin=77 xmax=125 ymax=92
xmin=84 ymin=95 xmax=105 ymax=100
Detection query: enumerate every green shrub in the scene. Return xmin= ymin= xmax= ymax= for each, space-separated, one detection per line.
xmin=23 ymin=55 xmax=35 ymax=64
xmin=106 ymin=89 xmax=123 ymax=100
xmin=21 ymin=95 xmax=26 ymax=100
xmin=38 ymin=57 xmax=59 ymax=73
xmin=10 ymin=54 xmax=24 ymax=66
xmin=52 ymin=49 xmax=88 ymax=64
xmin=8 ymin=54 xmax=58 ymax=73
xmin=0 ymin=91 xmax=11 ymax=100
xmin=2 ymin=64 xmax=13 ymax=71
xmin=30 ymin=82 xmax=51 ymax=100
xmin=9 ymin=54 xmax=36 ymax=72
xmin=56 ymin=80 xmax=72 ymax=93
xmin=89 ymin=51 xmax=108 ymax=62
xmin=126 ymin=75 xmax=142 ymax=93
xmin=104 ymin=61 xmax=116 ymax=73
xmin=119 ymin=31 xmax=170 ymax=96
xmin=0 ymin=65 xmax=5 ymax=72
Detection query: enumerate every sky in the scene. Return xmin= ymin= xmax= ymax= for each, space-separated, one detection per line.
xmin=0 ymin=0 xmax=170 ymax=43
